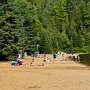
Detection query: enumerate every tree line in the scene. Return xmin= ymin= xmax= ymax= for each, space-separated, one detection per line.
xmin=0 ymin=0 xmax=90 ymax=60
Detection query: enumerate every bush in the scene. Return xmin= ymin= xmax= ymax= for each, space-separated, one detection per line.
xmin=72 ymin=47 xmax=87 ymax=53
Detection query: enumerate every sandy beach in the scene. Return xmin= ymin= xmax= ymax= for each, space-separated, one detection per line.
xmin=0 ymin=54 xmax=90 ymax=90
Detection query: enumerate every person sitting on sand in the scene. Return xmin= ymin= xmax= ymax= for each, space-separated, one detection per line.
xmin=43 ymin=57 xmax=46 ymax=62
xmin=46 ymin=57 xmax=51 ymax=62
xmin=30 ymin=58 xmax=36 ymax=66
xmin=17 ymin=58 xmax=24 ymax=65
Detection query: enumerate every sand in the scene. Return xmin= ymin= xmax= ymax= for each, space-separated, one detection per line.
xmin=0 ymin=54 xmax=90 ymax=90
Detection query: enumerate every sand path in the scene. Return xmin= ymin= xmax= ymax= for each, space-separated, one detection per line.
xmin=0 ymin=54 xmax=90 ymax=90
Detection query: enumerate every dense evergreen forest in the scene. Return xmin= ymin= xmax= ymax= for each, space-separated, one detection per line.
xmin=0 ymin=0 xmax=90 ymax=60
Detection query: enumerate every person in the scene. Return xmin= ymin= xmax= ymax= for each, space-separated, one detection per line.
xmin=62 ymin=53 xmax=65 ymax=60
xmin=70 ymin=54 xmax=74 ymax=60
xmin=74 ymin=53 xmax=80 ymax=62
xmin=77 ymin=55 xmax=80 ymax=62
xmin=30 ymin=58 xmax=36 ymax=66
xmin=18 ymin=54 xmax=21 ymax=59
xmin=44 ymin=52 xmax=46 ymax=58
xmin=17 ymin=56 xmax=24 ymax=65
xmin=43 ymin=57 xmax=46 ymax=62
xmin=46 ymin=57 xmax=51 ymax=62
xmin=74 ymin=53 xmax=77 ymax=60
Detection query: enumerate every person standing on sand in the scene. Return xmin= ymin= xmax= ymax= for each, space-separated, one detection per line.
xmin=44 ymin=52 xmax=46 ymax=58
xmin=74 ymin=53 xmax=78 ymax=61
xmin=62 ymin=53 xmax=65 ymax=60
xmin=74 ymin=53 xmax=80 ymax=62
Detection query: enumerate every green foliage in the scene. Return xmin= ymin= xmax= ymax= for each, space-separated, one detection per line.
xmin=72 ymin=47 xmax=87 ymax=53
xmin=0 ymin=0 xmax=90 ymax=60
xmin=39 ymin=30 xmax=53 ymax=53
xmin=0 ymin=2 xmax=19 ymax=60
xmin=83 ymin=46 xmax=90 ymax=53
xmin=85 ymin=32 xmax=90 ymax=44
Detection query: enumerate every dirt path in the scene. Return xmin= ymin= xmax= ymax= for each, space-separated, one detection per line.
xmin=0 ymin=54 xmax=90 ymax=90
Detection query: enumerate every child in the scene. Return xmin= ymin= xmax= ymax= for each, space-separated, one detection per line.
xmin=30 ymin=58 xmax=36 ymax=66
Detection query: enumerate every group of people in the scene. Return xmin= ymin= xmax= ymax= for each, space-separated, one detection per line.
xmin=30 ymin=52 xmax=67 ymax=66
xmin=11 ymin=51 xmax=80 ymax=66
xmin=11 ymin=54 xmax=24 ymax=66
xmin=30 ymin=53 xmax=51 ymax=66
xmin=70 ymin=53 xmax=80 ymax=62
xmin=57 ymin=51 xmax=66 ymax=60
xmin=30 ymin=58 xmax=44 ymax=66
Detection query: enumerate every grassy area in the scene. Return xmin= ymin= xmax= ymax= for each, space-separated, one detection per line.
xmin=79 ymin=53 xmax=90 ymax=66
xmin=83 ymin=45 xmax=90 ymax=53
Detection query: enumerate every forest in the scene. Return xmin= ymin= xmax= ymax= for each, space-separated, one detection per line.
xmin=0 ymin=0 xmax=90 ymax=60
